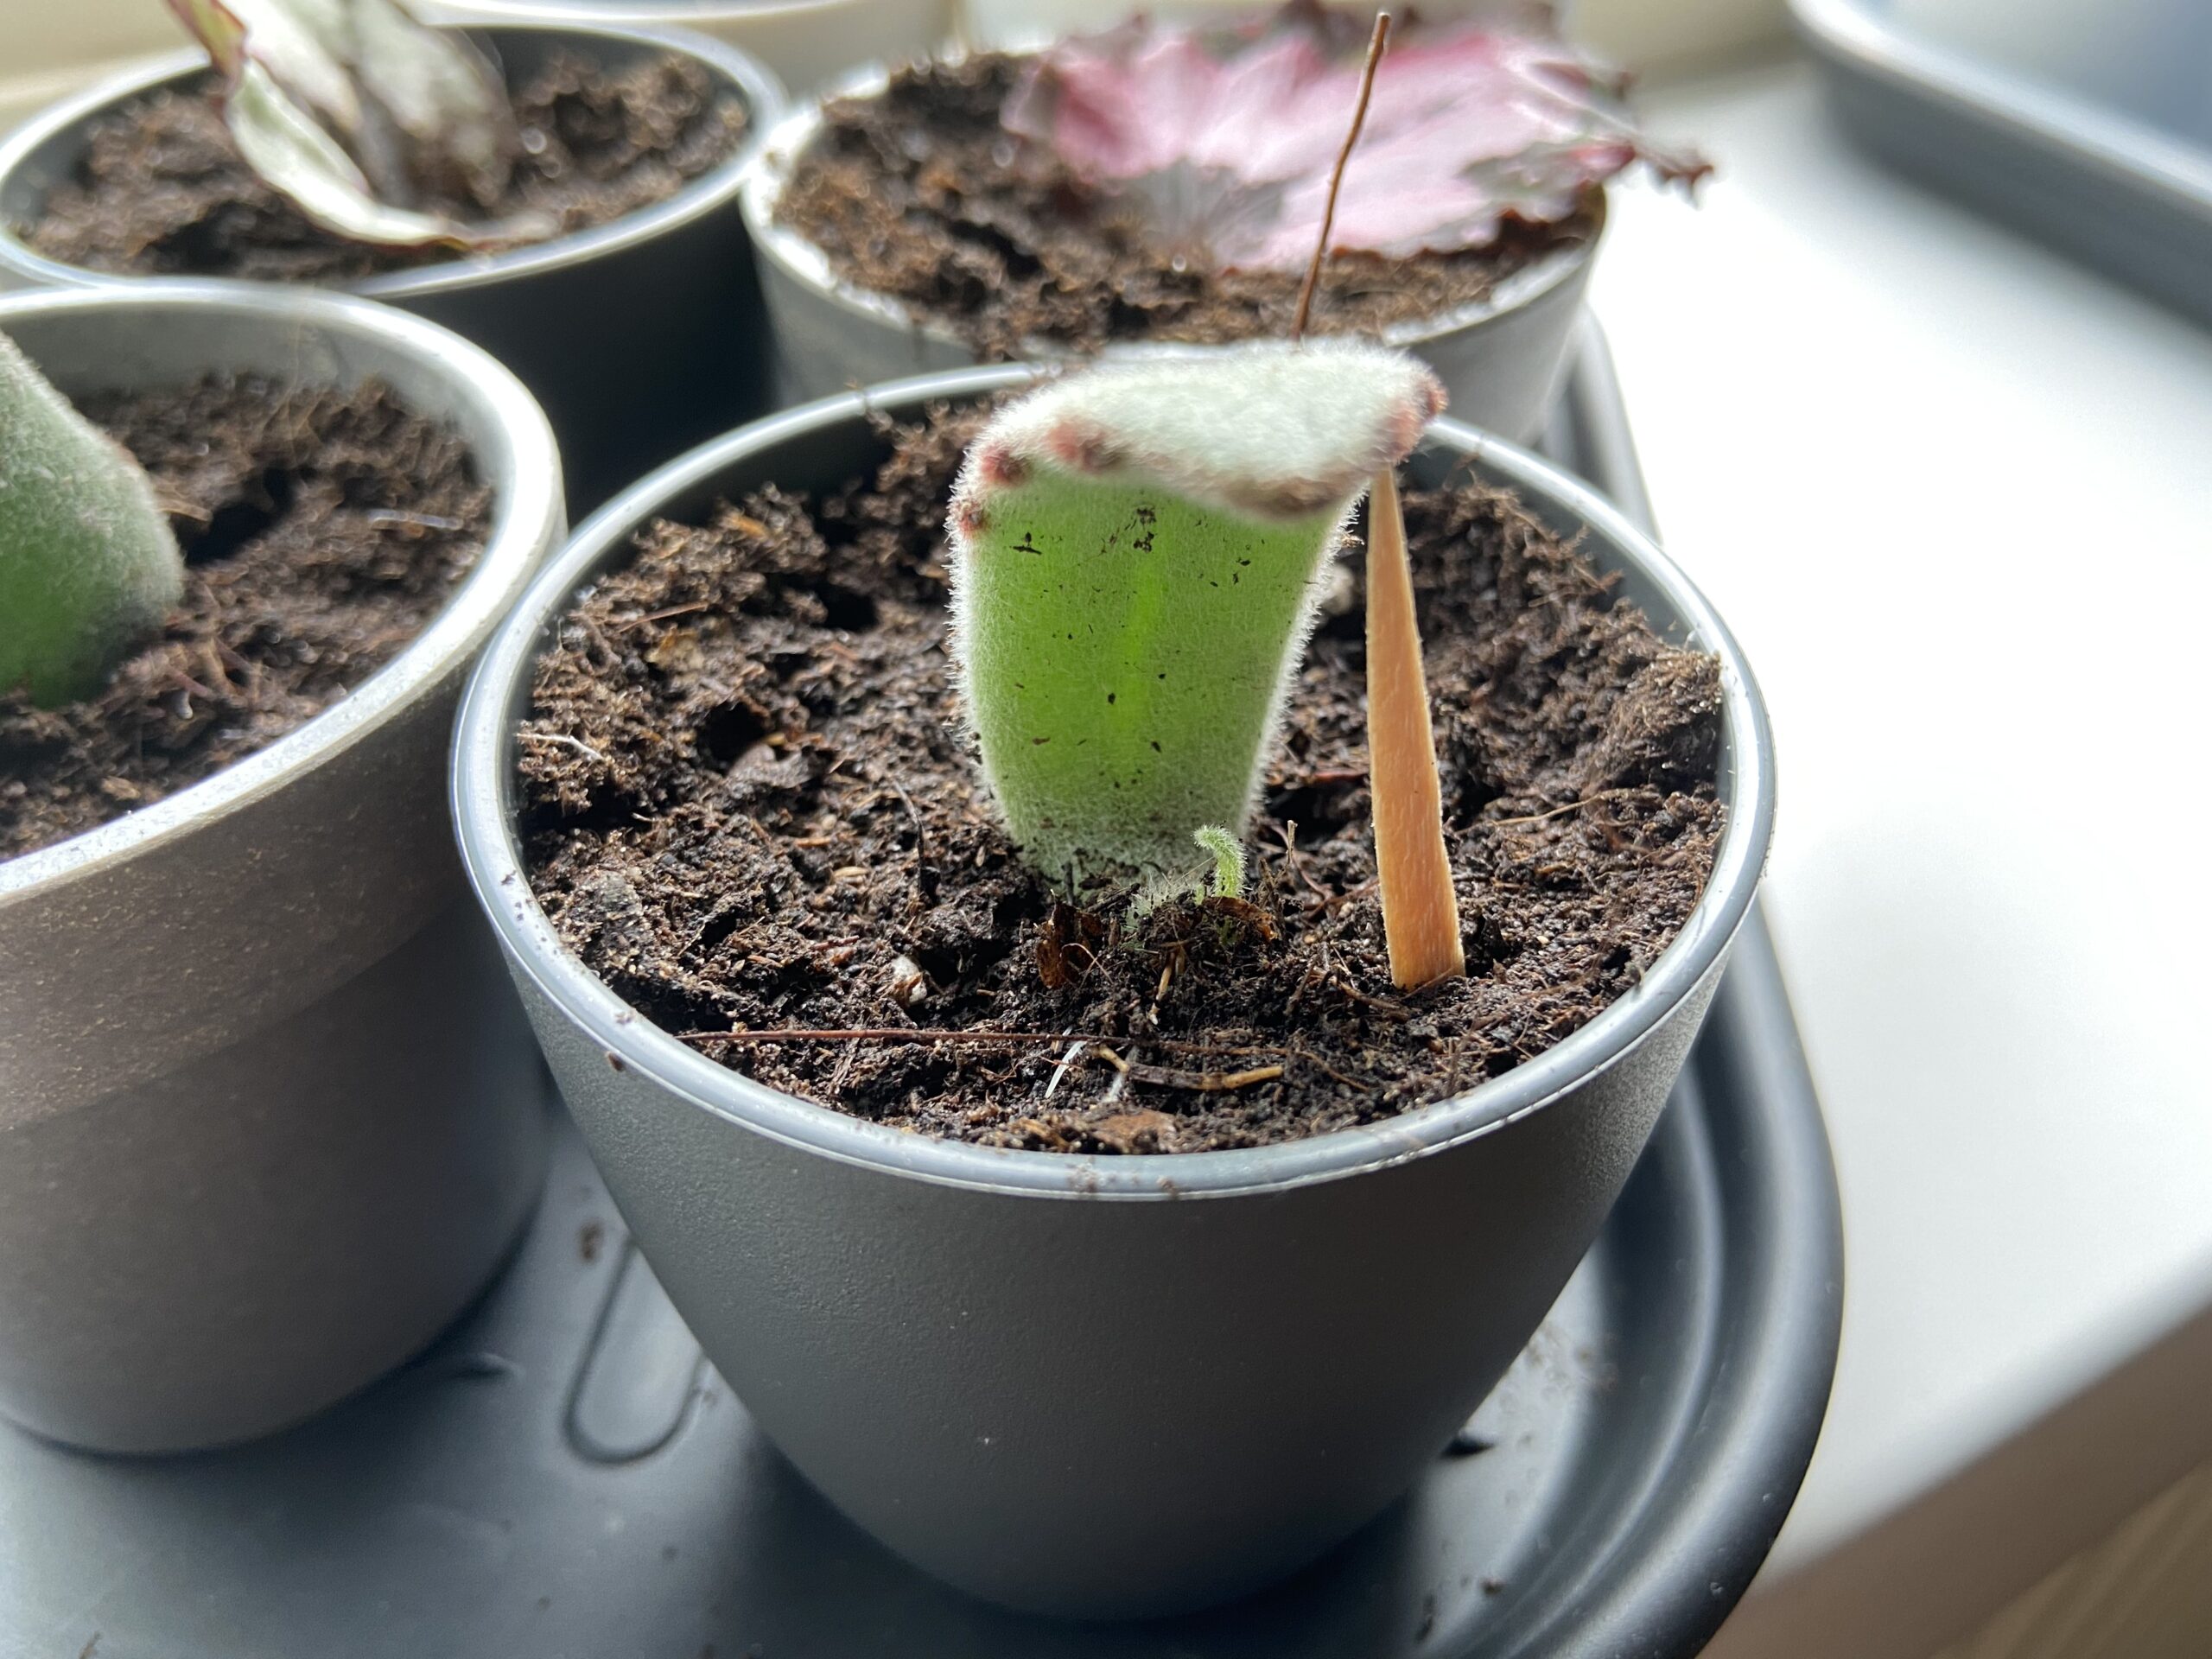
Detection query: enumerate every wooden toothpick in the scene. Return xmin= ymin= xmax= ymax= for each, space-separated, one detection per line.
xmin=1366 ymin=465 xmax=1465 ymax=988
xmin=1291 ymin=10 xmax=1390 ymax=344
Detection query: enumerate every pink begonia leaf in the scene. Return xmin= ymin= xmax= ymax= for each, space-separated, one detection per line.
xmin=1003 ymin=1 xmax=1710 ymax=273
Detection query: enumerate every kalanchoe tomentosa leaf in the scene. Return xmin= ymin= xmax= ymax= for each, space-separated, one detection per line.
xmin=0 ymin=330 xmax=183 ymax=709
xmin=947 ymin=340 xmax=1443 ymax=891
xmin=1002 ymin=0 xmax=1710 ymax=273
xmin=166 ymin=0 xmax=555 ymax=251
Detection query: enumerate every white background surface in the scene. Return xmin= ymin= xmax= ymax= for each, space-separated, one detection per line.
xmin=1592 ymin=54 xmax=2212 ymax=1656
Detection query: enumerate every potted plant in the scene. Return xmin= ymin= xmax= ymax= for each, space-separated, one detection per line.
xmin=0 ymin=0 xmax=786 ymax=507
xmin=425 ymin=0 xmax=954 ymax=95
xmin=738 ymin=1 xmax=1704 ymax=433
xmin=0 ymin=282 xmax=563 ymax=1454
xmin=453 ymin=297 xmax=1771 ymax=1612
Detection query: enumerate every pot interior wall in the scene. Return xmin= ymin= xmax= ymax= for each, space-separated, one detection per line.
xmin=0 ymin=78 xmax=107 ymax=238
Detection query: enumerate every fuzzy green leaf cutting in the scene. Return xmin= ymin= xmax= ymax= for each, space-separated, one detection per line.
xmin=0 ymin=329 xmax=183 ymax=709
xmin=947 ymin=340 xmax=1443 ymax=890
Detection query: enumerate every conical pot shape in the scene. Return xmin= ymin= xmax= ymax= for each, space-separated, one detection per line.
xmin=0 ymin=286 xmax=565 ymax=1452
xmin=452 ymin=367 xmax=1775 ymax=1618
xmin=0 ymin=24 xmax=786 ymax=510
xmin=738 ymin=76 xmax=1599 ymax=439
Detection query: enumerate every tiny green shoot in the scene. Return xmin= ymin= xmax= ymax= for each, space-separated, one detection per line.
xmin=1133 ymin=823 xmax=1250 ymax=918
xmin=1194 ymin=824 xmax=1246 ymax=901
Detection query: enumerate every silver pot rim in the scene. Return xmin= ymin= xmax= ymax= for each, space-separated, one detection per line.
xmin=736 ymin=60 xmax=1606 ymax=371
xmin=454 ymin=365 xmax=1773 ymax=1201
xmin=0 ymin=21 xmax=787 ymax=299
xmin=0 ymin=283 xmax=563 ymax=906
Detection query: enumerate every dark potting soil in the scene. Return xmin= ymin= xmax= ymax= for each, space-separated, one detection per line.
xmin=519 ymin=405 xmax=1724 ymax=1154
xmin=779 ymin=55 xmax=1600 ymax=359
xmin=0 ymin=378 xmax=487 ymax=861
xmin=22 ymin=52 xmax=746 ymax=283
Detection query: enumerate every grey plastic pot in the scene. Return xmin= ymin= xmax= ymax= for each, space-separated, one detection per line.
xmin=737 ymin=73 xmax=1599 ymax=437
xmin=0 ymin=284 xmax=565 ymax=1454
xmin=451 ymin=365 xmax=1774 ymax=1620
xmin=0 ymin=22 xmax=785 ymax=510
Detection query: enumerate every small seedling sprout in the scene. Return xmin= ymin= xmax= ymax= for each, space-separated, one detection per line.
xmin=1134 ymin=823 xmax=1252 ymax=917
xmin=166 ymin=0 xmax=554 ymax=251
xmin=1194 ymin=824 xmax=1246 ymax=901
xmin=0 ymin=330 xmax=184 ymax=708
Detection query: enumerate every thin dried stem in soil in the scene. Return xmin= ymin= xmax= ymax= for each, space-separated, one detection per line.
xmin=1485 ymin=789 xmax=1632 ymax=828
xmin=1291 ymin=11 xmax=1391 ymax=343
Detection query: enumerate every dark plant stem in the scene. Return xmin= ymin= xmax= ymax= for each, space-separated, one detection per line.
xmin=1291 ymin=11 xmax=1392 ymax=344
